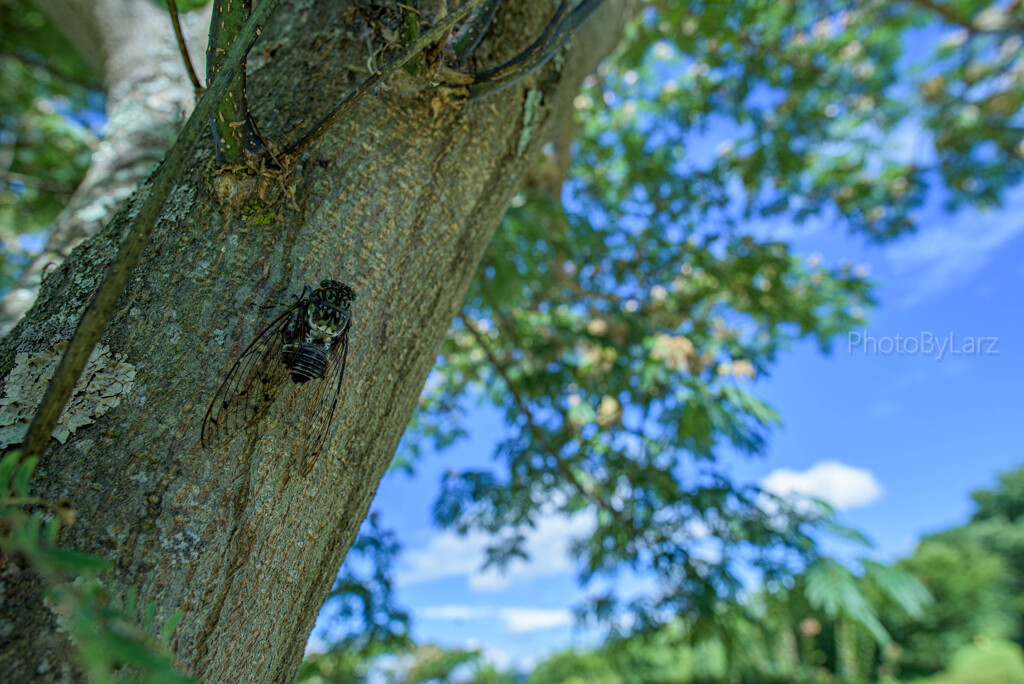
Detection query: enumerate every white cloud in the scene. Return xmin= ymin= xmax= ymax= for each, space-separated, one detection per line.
xmin=418 ymin=605 xmax=489 ymax=621
xmin=418 ymin=605 xmax=573 ymax=635
xmin=500 ymin=608 xmax=573 ymax=634
xmin=761 ymin=461 xmax=883 ymax=511
xmin=397 ymin=511 xmax=595 ymax=591
xmin=883 ymin=185 xmax=1024 ymax=306
xmin=397 ymin=532 xmax=489 ymax=586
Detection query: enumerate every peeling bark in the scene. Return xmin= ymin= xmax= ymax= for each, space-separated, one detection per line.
xmin=0 ymin=0 xmax=636 ymax=680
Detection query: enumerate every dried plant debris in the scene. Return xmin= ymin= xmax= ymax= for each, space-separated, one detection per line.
xmin=0 ymin=342 xmax=137 ymax=448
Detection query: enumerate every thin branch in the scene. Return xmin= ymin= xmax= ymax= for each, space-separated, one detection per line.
xmin=458 ymin=311 xmax=632 ymax=527
xmin=467 ymin=0 xmax=606 ymax=100
xmin=20 ymin=0 xmax=283 ymax=461
xmin=910 ymin=0 xmax=980 ymax=30
xmin=285 ymin=0 xmax=490 ymax=157
xmin=166 ymin=0 xmax=203 ymax=99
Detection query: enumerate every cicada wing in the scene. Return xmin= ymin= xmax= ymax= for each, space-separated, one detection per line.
xmin=294 ymin=331 xmax=350 ymax=475
xmin=201 ymin=304 xmax=296 ymax=447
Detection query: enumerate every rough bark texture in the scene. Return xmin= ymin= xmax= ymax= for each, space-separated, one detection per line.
xmin=0 ymin=0 xmax=211 ymax=336
xmin=0 ymin=0 xmax=634 ymax=681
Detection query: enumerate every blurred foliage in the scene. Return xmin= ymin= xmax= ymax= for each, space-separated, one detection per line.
xmin=888 ymin=539 xmax=1015 ymax=675
xmin=909 ymin=637 xmax=1024 ymax=684
xmin=299 ymin=640 xmax=517 ymax=684
xmin=0 ymin=0 xmax=99 ymax=290
xmin=518 ymin=466 xmax=1024 ymax=684
xmin=0 ymin=451 xmax=191 ymax=682
xmin=400 ymin=644 xmax=486 ymax=683
xmin=885 ymin=466 xmax=1024 ymax=678
xmin=405 ymin=0 xmax=1024 ymax=640
xmin=959 ymin=466 xmax=1024 ymax=626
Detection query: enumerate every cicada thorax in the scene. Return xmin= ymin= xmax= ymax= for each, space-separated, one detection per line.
xmin=280 ymin=281 xmax=353 ymax=384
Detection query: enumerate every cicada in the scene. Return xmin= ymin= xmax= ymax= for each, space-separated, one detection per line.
xmin=201 ymin=279 xmax=356 ymax=474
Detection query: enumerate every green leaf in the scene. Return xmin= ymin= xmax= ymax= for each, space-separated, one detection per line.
xmin=160 ymin=609 xmax=184 ymax=646
xmin=12 ymin=456 xmax=38 ymax=497
xmin=820 ymin=518 xmax=874 ymax=547
xmin=804 ymin=558 xmax=891 ymax=645
xmin=0 ymin=450 xmax=21 ymax=493
xmin=36 ymin=547 xmax=110 ymax=573
xmin=144 ymin=600 xmax=157 ymax=633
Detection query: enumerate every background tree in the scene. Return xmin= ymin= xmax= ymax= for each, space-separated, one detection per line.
xmin=0 ymin=0 xmax=97 ymax=294
xmin=885 ymin=467 xmax=1024 ymax=678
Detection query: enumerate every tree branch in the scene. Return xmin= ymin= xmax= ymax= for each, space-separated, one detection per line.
xmin=467 ymin=0 xmax=606 ymax=100
xmin=284 ymin=0 xmax=490 ymax=157
xmin=458 ymin=311 xmax=632 ymax=526
xmin=20 ymin=0 xmax=283 ymax=461
xmin=0 ymin=50 xmax=99 ymax=90
xmin=907 ymin=0 xmax=1024 ymax=32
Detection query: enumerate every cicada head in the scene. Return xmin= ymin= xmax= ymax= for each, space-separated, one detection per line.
xmin=306 ymin=280 xmax=356 ymax=338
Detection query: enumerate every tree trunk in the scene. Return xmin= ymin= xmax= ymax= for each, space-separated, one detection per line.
xmin=0 ymin=0 xmax=636 ymax=681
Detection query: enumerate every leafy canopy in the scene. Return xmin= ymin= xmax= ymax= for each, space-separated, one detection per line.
xmin=401 ymin=0 xmax=1024 ymax=633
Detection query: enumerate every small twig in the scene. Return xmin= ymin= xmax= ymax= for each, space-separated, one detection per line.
xmin=459 ymin=311 xmax=631 ymax=526
xmin=473 ymin=0 xmax=570 ymax=80
xmin=166 ymin=0 xmax=204 ymax=99
xmin=284 ymin=0 xmax=490 ymax=157
xmin=19 ymin=0 xmax=283 ymax=461
xmin=907 ymin=0 xmax=979 ymax=31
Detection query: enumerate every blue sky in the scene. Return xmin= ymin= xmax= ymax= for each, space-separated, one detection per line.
xmin=310 ymin=169 xmax=1024 ymax=671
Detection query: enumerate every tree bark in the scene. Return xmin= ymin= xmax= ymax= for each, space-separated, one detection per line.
xmin=0 ymin=0 xmax=636 ymax=681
